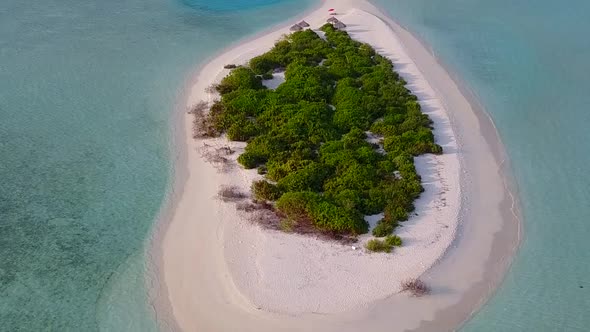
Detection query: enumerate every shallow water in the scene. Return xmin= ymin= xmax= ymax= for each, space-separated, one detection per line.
xmin=372 ymin=0 xmax=590 ymax=330
xmin=3 ymin=0 xmax=589 ymax=330
xmin=0 ymin=0 xmax=312 ymax=330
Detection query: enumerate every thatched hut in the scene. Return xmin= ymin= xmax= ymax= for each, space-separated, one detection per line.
xmin=333 ymin=21 xmax=346 ymax=30
xmin=290 ymin=24 xmax=303 ymax=32
xmin=327 ymin=17 xmax=339 ymax=24
xmin=298 ymin=20 xmax=310 ymax=28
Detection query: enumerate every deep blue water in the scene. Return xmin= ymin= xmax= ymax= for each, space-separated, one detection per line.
xmin=372 ymin=0 xmax=590 ymax=330
xmin=0 ymin=0 xmax=312 ymax=330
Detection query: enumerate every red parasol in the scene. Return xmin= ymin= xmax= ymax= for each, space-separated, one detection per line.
xmin=328 ymin=8 xmax=335 ymax=11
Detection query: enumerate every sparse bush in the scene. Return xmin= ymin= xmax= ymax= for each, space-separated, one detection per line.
xmin=280 ymin=218 xmax=295 ymax=232
xmin=236 ymin=202 xmax=259 ymax=212
xmin=401 ymin=278 xmax=430 ymax=297
xmin=224 ymin=64 xmax=237 ymax=69
xmin=217 ymin=186 xmax=247 ymax=202
xmin=190 ymin=101 xmax=219 ymax=138
xmin=262 ymin=72 xmax=273 ymax=80
xmin=205 ymin=84 xmax=218 ymax=94
xmin=236 ymin=200 xmax=275 ymax=213
xmin=188 ymin=100 xmax=208 ymax=115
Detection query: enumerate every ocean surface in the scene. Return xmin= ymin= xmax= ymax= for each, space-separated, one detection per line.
xmin=0 ymin=0 xmax=313 ymax=330
xmin=2 ymin=0 xmax=589 ymax=331
xmin=372 ymin=0 xmax=590 ymax=330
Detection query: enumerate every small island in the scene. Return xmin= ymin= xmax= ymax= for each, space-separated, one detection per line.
xmin=193 ymin=24 xmax=442 ymax=250
xmin=164 ymin=3 xmax=466 ymax=324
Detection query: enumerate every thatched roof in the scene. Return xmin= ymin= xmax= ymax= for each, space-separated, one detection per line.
xmin=327 ymin=17 xmax=339 ymax=23
xmin=298 ymin=20 xmax=310 ymax=27
xmin=290 ymin=24 xmax=303 ymax=32
xmin=334 ymin=21 xmax=346 ymax=29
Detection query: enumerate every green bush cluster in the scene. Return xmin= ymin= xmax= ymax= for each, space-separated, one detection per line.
xmin=366 ymin=235 xmax=403 ymax=253
xmin=209 ymin=26 xmax=441 ymax=237
xmin=252 ymin=180 xmax=282 ymax=201
xmin=385 ymin=234 xmax=403 ymax=247
xmin=372 ymin=220 xmax=397 ymax=237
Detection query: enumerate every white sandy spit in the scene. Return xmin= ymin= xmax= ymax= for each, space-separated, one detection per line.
xmin=160 ymin=0 xmax=466 ymax=330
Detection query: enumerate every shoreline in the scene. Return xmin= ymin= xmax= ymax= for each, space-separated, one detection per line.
xmin=368 ymin=9 xmax=522 ymax=331
xmin=151 ymin=0 xmax=522 ymax=331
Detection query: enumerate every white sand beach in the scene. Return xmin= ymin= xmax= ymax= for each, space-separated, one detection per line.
xmin=156 ymin=0 xmax=519 ymax=331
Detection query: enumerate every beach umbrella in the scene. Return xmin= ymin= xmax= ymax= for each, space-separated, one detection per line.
xmin=328 ymin=8 xmax=335 ymax=12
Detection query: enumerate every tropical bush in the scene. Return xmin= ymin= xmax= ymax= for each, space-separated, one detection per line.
xmin=384 ymin=234 xmax=403 ymax=247
xmin=209 ymin=25 xmax=441 ymax=238
xmin=252 ymin=180 xmax=282 ymax=201
xmin=372 ymin=221 xmax=395 ymax=237
xmin=365 ymin=238 xmax=393 ymax=253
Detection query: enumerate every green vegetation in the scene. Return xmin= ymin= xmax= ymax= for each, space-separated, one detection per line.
xmin=384 ymin=234 xmax=403 ymax=247
xmin=372 ymin=220 xmax=397 ymax=237
xmin=204 ymin=25 xmax=441 ymax=240
xmin=365 ymin=238 xmax=393 ymax=253
xmin=365 ymin=234 xmax=403 ymax=253
xmin=252 ymin=180 xmax=282 ymax=201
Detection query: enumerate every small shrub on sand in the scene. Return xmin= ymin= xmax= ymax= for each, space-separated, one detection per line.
xmin=280 ymin=218 xmax=296 ymax=232
xmin=199 ymin=145 xmax=233 ymax=173
xmin=401 ymin=278 xmax=430 ymax=297
xmin=205 ymin=84 xmax=218 ymax=94
xmin=190 ymin=100 xmax=221 ymax=138
xmin=384 ymin=234 xmax=403 ymax=247
xmin=217 ymin=186 xmax=247 ymax=202
xmin=372 ymin=221 xmax=394 ymax=237
xmin=365 ymin=238 xmax=393 ymax=253
xmin=188 ymin=100 xmax=208 ymax=115
xmin=236 ymin=202 xmax=259 ymax=212
xmin=237 ymin=200 xmax=273 ymax=212
xmin=251 ymin=210 xmax=280 ymax=228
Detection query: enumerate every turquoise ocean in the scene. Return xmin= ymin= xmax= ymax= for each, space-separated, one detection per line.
xmin=1 ymin=0 xmax=588 ymax=331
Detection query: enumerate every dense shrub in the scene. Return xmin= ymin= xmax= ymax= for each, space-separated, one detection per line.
xmin=216 ymin=67 xmax=264 ymax=94
xmin=276 ymin=192 xmax=367 ymax=235
xmin=251 ymin=180 xmax=282 ymax=201
xmin=211 ymin=27 xmax=440 ymax=238
xmin=237 ymin=151 xmax=263 ymax=169
xmin=384 ymin=234 xmax=403 ymax=247
xmin=372 ymin=221 xmax=394 ymax=237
